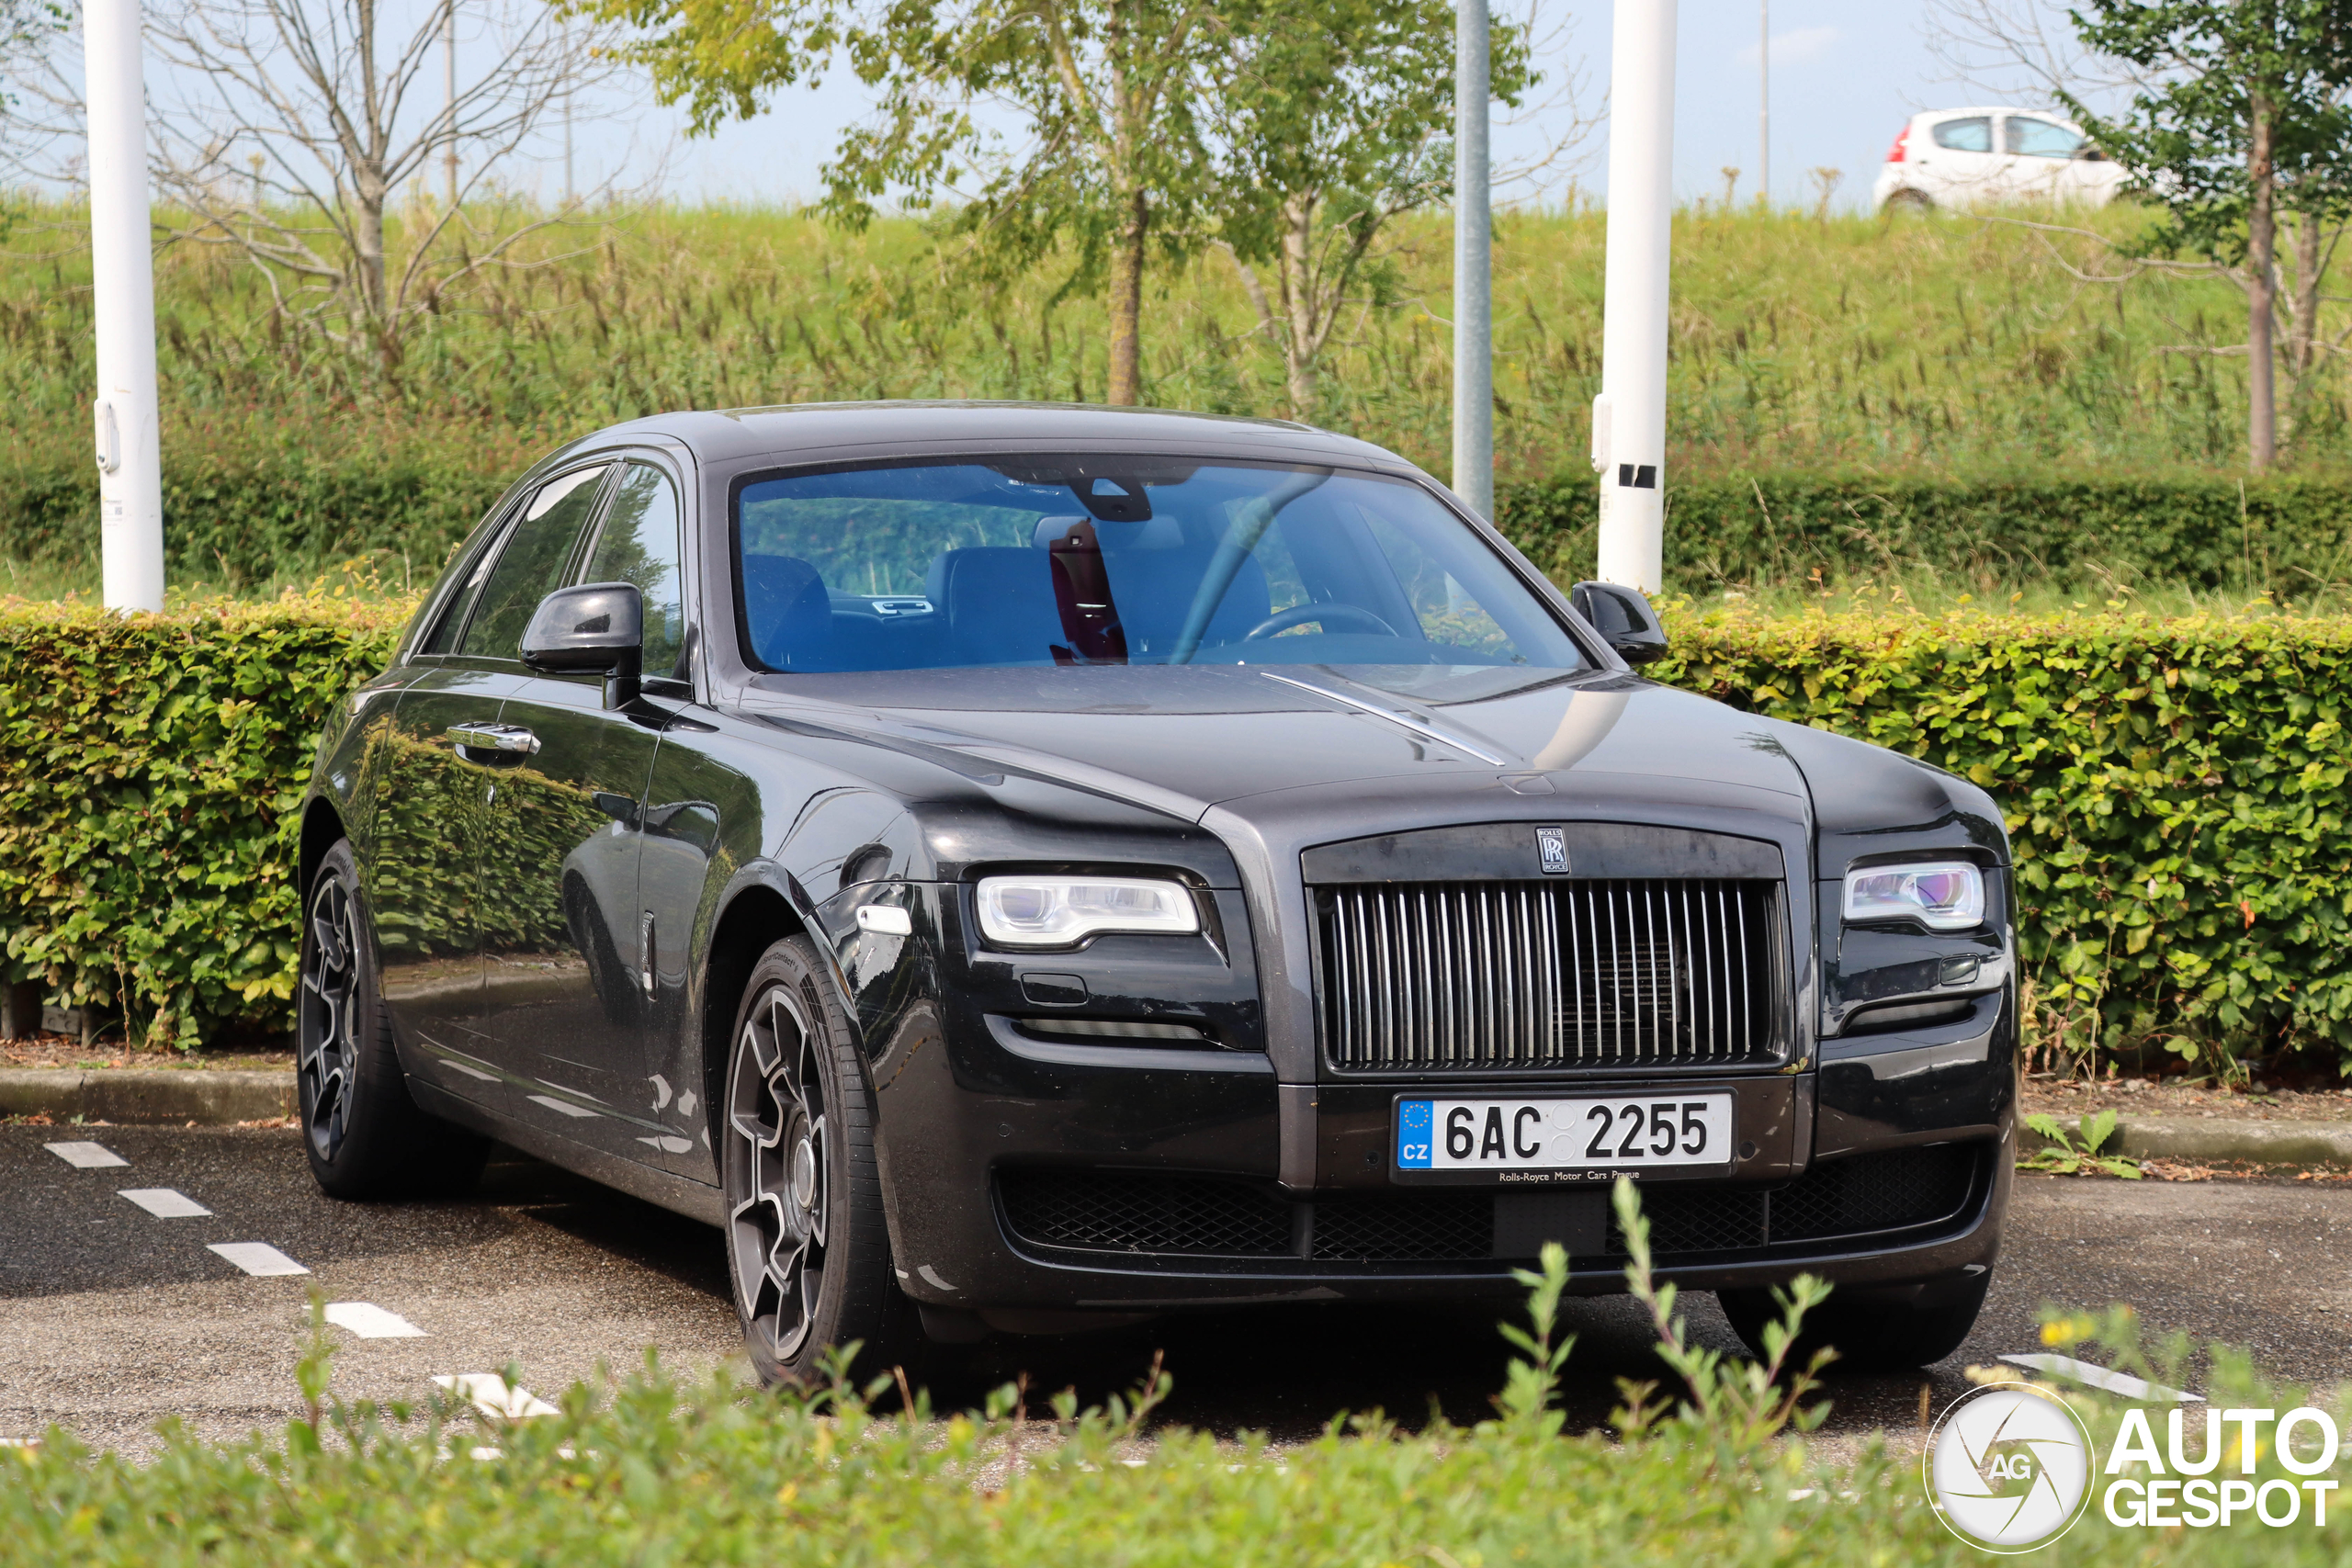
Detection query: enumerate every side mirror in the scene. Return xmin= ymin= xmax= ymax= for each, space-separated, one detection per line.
xmin=524 ymin=581 xmax=644 ymax=705
xmin=1569 ymin=581 xmax=1668 ymax=666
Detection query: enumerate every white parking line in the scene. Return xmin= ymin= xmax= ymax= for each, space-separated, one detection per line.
xmin=323 ymin=1302 xmax=427 ymax=1339
xmin=435 ymin=1373 xmax=559 ymax=1418
xmin=44 ymin=1141 xmax=127 ymax=1168
xmin=118 ymin=1188 xmax=211 ymax=1219
xmin=1998 ymin=1353 xmax=2200 ymax=1403
xmin=207 ymin=1242 xmax=309 ymax=1277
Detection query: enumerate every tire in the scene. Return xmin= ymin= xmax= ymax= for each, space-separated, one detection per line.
xmin=720 ymin=935 xmax=919 ymax=1386
xmin=298 ymin=840 xmax=490 ymax=1199
xmin=1719 ymin=1272 xmax=1989 ymax=1374
xmin=1881 ymin=188 xmax=1934 ymax=217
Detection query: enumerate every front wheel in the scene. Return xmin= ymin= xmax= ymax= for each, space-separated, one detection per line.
xmin=1719 ymin=1272 xmax=1990 ymax=1374
xmin=298 ymin=840 xmax=488 ymax=1199
xmin=721 ymin=936 xmax=917 ymax=1385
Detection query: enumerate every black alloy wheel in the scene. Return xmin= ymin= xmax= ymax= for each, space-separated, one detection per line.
xmin=721 ymin=936 xmax=915 ymax=1385
xmin=298 ymin=859 xmax=364 ymax=1164
xmin=297 ymin=840 xmax=489 ymax=1199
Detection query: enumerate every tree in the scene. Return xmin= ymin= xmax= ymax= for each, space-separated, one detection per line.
xmin=585 ymin=0 xmax=1225 ymax=404
xmin=2061 ymin=1 xmax=2352 ymax=471
xmin=1201 ymin=0 xmax=1533 ymax=415
xmin=1 ymin=0 xmax=624 ymax=376
xmin=149 ymin=0 xmax=625 ymax=372
xmin=1932 ymin=0 xmax=2352 ymax=472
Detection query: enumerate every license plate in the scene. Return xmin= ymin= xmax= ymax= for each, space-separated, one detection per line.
xmin=1394 ymin=1094 xmax=1734 ymax=1176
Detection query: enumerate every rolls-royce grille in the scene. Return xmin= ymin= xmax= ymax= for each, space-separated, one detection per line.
xmin=1317 ymin=879 xmax=1780 ymax=1071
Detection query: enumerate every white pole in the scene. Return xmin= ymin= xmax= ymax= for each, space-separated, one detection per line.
xmin=1453 ymin=0 xmax=1492 ymax=521
xmin=1758 ymin=0 xmax=1769 ymax=209
xmin=1593 ymin=0 xmax=1675 ymax=593
xmin=85 ymin=0 xmax=164 ymax=613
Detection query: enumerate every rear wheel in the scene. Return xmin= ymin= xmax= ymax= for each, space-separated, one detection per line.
xmin=1881 ymin=188 xmax=1934 ymax=217
xmin=298 ymin=840 xmax=489 ymax=1199
xmin=1719 ymin=1272 xmax=1990 ymax=1374
xmin=721 ymin=936 xmax=918 ymax=1385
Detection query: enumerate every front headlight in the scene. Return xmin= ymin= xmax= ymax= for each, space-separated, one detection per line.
xmin=1841 ymin=861 xmax=1985 ymax=931
xmin=975 ymin=875 xmax=1200 ymax=948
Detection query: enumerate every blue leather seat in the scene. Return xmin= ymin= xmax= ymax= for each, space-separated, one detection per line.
xmin=741 ymin=554 xmax=833 ymax=670
xmin=925 ymin=547 xmax=1062 ymax=666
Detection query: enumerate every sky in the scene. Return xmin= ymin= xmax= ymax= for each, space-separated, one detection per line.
xmin=533 ymin=1 xmax=1985 ymax=214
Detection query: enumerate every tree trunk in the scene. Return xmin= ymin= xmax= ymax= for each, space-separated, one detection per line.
xmin=2247 ymin=96 xmax=2278 ymax=474
xmin=1278 ymin=193 xmax=1317 ymax=412
xmin=1106 ymin=188 xmax=1148 ymax=405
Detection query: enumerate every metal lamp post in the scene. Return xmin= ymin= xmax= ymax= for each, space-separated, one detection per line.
xmin=1453 ymin=0 xmax=1492 ymax=522
xmin=1593 ymin=0 xmax=1676 ymax=593
xmin=86 ymin=0 xmax=165 ymax=612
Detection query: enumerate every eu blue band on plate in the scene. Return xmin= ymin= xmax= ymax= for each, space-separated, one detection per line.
xmin=1396 ymin=1100 xmax=1433 ymax=1168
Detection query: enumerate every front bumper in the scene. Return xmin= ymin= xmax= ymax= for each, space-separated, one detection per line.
xmin=847 ymin=894 xmax=2017 ymax=1314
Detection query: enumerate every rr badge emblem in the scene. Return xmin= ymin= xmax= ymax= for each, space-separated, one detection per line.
xmin=1535 ymin=826 xmax=1569 ymax=874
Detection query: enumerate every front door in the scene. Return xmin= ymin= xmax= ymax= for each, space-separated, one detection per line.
xmin=478 ymin=457 xmax=693 ymax=1154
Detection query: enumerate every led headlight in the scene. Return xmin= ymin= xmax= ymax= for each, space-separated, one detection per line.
xmin=975 ymin=875 xmax=1200 ymax=948
xmin=1841 ymin=861 xmax=1985 ymax=931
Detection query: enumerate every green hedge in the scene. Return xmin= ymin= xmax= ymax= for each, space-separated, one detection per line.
xmin=1496 ymin=473 xmax=2352 ymax=595
xmin=5 ymin=596 xmax=2348 ymax=1066
xmin=1658 ymin=606 xmax=2352 ymax=1067
xmin=12 ymin=446 xmax=2352 ymax=596
xmin=0 ymin=599 xmax=405 ymax=1044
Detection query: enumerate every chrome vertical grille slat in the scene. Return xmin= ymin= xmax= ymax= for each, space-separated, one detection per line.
xmin=1317 ymin=879 xmax=1780 ymax=1072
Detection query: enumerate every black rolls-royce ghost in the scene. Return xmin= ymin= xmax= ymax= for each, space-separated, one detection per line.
xmin=295 ymin=402 xmax=2015 ymax=1382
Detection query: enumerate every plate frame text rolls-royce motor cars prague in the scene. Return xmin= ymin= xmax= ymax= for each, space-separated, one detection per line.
xmin=296 ymin=403 xmax=2015 ymax=1382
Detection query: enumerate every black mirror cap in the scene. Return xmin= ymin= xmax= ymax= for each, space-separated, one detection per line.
xmin=523 ymin=581 xmax=645 ymax=674
xmin=1569 ymin=581 xmax=1669 ymax=666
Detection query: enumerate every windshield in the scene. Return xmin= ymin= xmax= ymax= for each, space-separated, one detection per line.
xmin=733 ymin=458 xmax=1587 ymax=674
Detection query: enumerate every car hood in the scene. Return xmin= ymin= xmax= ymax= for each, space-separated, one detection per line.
xmin=739 ymin=663 xmax=1814 ymax=832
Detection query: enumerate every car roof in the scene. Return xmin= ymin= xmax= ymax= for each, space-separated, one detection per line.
xmin=546 ymin=400 xmax=1417 ymax=477
xmin=1916 ymin=106 xmax=2079 ymax=125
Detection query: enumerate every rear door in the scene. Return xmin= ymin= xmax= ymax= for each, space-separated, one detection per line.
xmin=478 ymin=456 xmax=691 ymax=1150
xmin=1913 ymin=114 xmax=2000 ymax=207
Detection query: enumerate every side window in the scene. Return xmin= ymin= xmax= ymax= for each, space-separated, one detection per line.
xmin=581 ymin=462 xmax=688 ymax=681
xmin=2005 ymin=117 xmax=2082 ymax=158
xmin=417 ymin=524 xmax=505 ymax=657
xmin=1933 ymin=117 xmax=1992 ymax=153
xmin=458 ymin=465 xmax=612 ymax=660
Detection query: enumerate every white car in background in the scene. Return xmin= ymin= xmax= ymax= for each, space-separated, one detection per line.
xmin=1872 ymin=107 xmax=2131 ymax=212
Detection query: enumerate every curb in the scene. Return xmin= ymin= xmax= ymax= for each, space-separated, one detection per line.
xmin=0 ymin=1067 xmax=293 ymax=1125
xmin=6 ymin=1070 xmax=2350 ymax=1166
xmin=2022 ymin=1114 xmax=2352 ymax=1168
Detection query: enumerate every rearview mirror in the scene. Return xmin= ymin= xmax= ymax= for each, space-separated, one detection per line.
xmin=1569 ymin=581 xmax=1668 ymax=666
xmin=524 ymin=581 xmax=644 ymax=704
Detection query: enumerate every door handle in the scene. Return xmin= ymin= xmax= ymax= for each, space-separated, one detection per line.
xmin=447 ymin=723 xmax=541 ymax=757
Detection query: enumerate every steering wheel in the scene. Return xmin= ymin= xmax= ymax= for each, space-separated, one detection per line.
xmin=1242 ymin=603 xmax=1398 ymax=641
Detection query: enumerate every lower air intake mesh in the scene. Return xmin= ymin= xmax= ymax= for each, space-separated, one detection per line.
xmin=998 ymin=1145 xmax=1982 ymax=1266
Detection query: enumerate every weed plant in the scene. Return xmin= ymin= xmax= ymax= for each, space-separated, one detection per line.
xmin=0 ymin=197 xmax=2327 ymax=494
xmin=3 ymin=1179 xmax=2343 ymax=1564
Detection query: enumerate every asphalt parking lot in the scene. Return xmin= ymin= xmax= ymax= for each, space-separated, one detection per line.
xmin=6 ymin=1123 xmax=2349 ymax=1456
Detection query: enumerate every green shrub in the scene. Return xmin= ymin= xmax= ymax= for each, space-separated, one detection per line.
xmin=0 ymin=595 xmax=405 ymax=1044
xmin=1496 ymin=472 xmax=2352 ymax=598
xmin=1658 ymin=604 xmax=2352 ymax=1069
xmin=4 ymin=593 xmax=2347 ymax=1068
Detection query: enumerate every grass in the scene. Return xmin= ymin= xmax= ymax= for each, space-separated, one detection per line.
xmin=0 ymin=196 xmax=2327 ymax=503
xmin=4 ymin=1182 xmax=2345 ymax=1565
